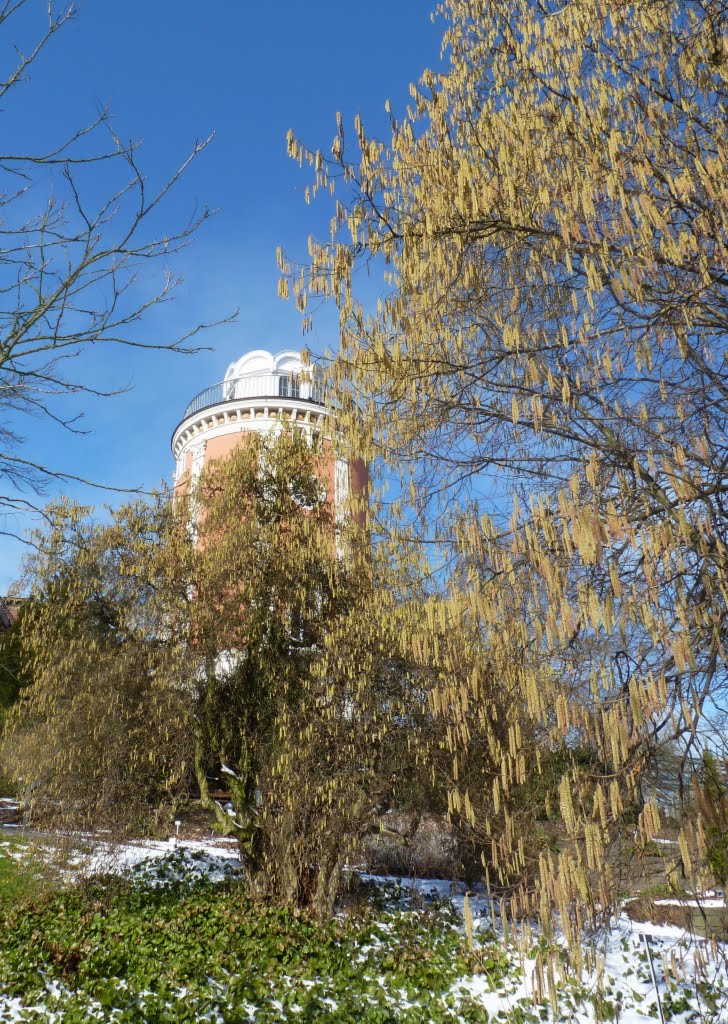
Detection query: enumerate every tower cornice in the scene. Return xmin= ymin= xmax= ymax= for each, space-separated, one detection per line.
xmin=171 ymin=394 xmax=329 ymax=460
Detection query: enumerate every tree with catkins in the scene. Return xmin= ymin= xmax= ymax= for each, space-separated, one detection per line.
xmin=2 ymin=430 xmax=434 ymax=915
xmin=1 ymin=495 xmax=195 ymax=832
xmin=180 ymin=431 xmax=445 ymax=914
xmin=282 ymin=0 xmax=728 ymax=939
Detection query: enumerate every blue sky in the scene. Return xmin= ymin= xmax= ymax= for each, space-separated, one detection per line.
xmin=0 ymin=0 xmax=442 ymax=590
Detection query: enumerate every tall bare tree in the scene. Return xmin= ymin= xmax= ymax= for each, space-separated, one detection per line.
xmin=0 ymin=1 xmax=227 ymax=535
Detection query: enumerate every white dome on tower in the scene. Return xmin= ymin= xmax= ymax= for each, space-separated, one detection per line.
xmin=223 ymin=349 xmax=304 ymax=380
xmin=171 ymin=347 xmax=327 ymax=484
xmin=170 ymin=345 xmax=367 ymax=527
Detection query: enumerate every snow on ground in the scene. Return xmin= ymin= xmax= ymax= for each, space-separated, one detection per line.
xmin=449 ymin=912 xmax=728 ymax=1023
xmin=655 ymin=897 xmax=726 ymax=908
xmin=75 ymin=835 xmax=242 ymax=883
xmin=1 ymin=840 xmax=727 ymax=1021
xmin=361 ymin=873 xmax=728 ymax=1023
xmin=0 ymin=828 xmax=242 ymax=885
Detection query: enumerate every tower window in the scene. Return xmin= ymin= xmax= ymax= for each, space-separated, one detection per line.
xmin=279 ymin=374 xmax=300 ymax=399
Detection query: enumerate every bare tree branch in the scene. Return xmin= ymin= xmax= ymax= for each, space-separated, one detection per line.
xmin=0 ymin=0 xmax=237 ymax=532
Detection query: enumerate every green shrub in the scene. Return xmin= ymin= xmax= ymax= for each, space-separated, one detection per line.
xmin=0 ymin=867 xmax=507 ymax=1023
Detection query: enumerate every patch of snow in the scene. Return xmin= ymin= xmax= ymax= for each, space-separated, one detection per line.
xmin=361 ymin=873 xmax=728 ymax=1023
xmin=79 ymin=837 xmax=242 ymax=884
xmin=654 ymin=896 xmax=726 ymax=908
xmin=1 ymin=831 xmax=242 ymax=888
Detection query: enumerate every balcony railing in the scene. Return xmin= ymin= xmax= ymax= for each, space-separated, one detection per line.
xmin=183 ymin=372 xmax=326 ymax=419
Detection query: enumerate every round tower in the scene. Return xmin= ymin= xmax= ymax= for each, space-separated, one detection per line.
xmin=171 ymin=349 xmax=367 ymax=517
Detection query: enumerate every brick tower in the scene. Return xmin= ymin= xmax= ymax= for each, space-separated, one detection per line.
xmin=171 ymin=349 xmax=367 ymax=517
